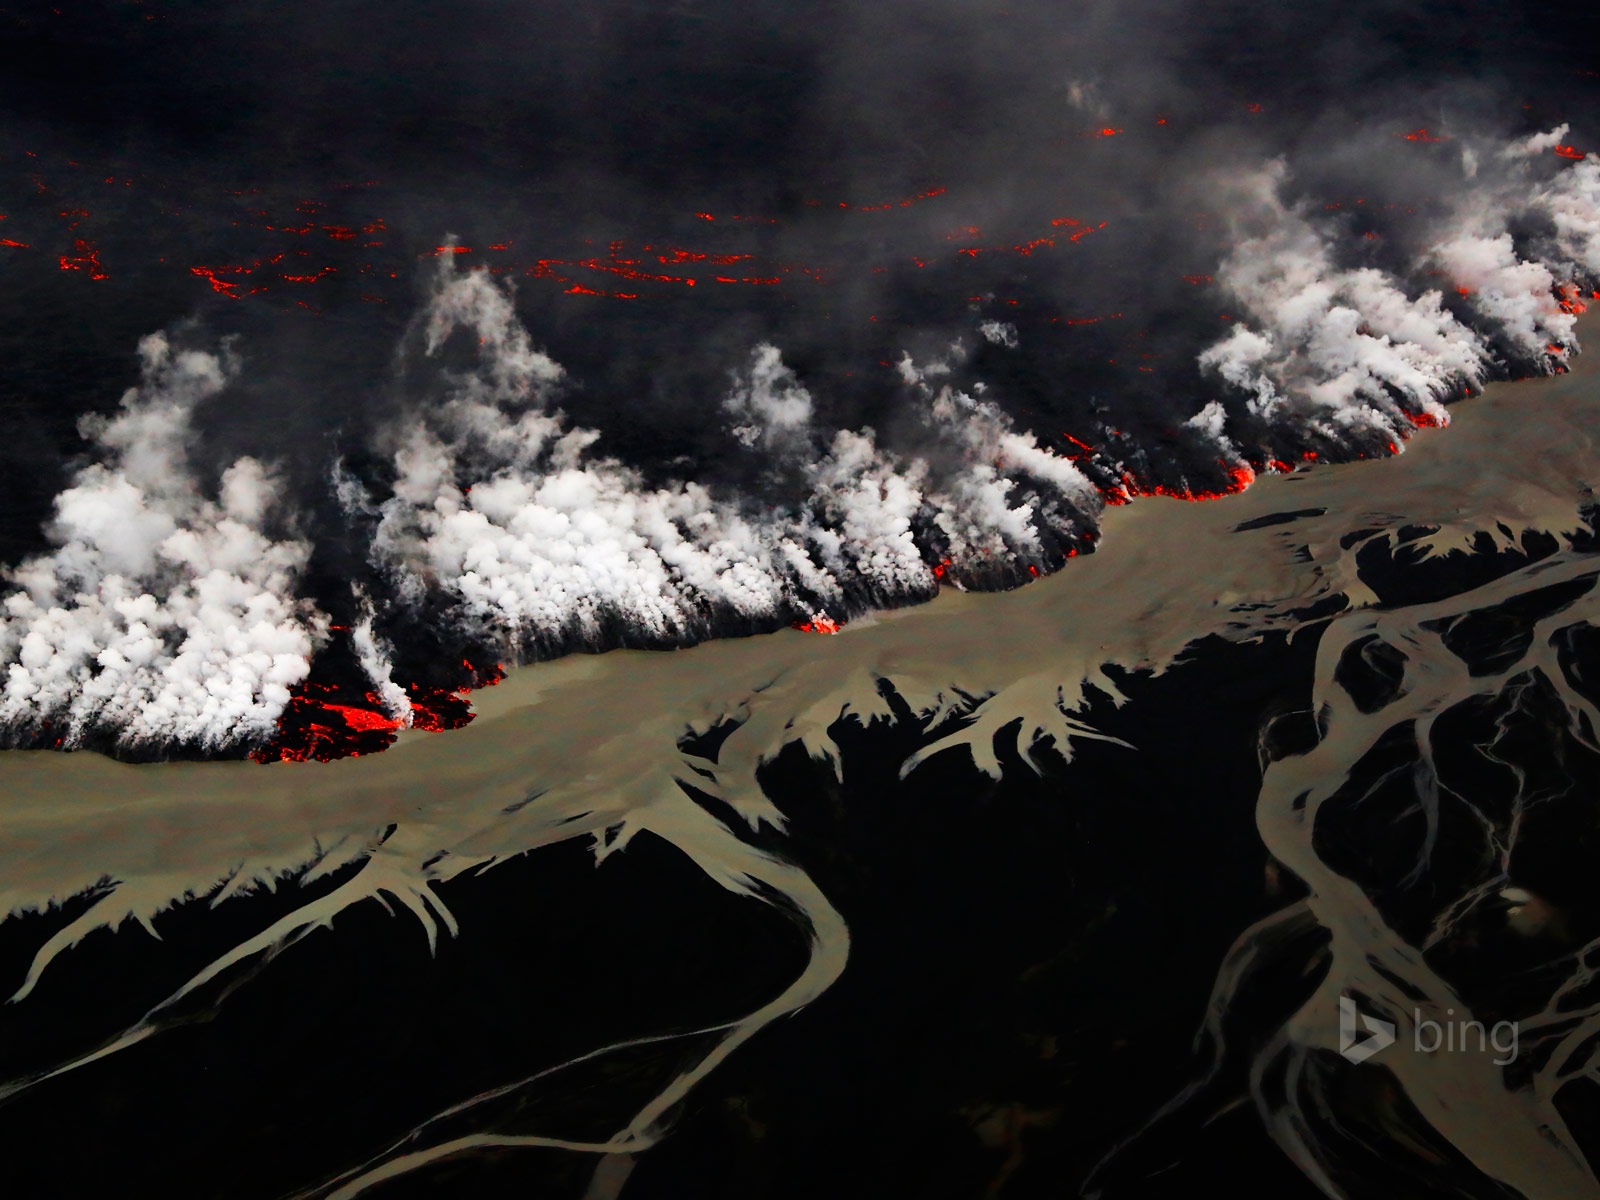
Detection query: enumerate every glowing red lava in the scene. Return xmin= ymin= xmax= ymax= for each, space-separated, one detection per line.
xmin=1106 ymin=462 xmax=1258 ymax=506
xmin=1399 ymin=128 xmax=1446 ymax=143
xmin=280 ymin=267 xmax=337 ymax=283
xmin=249 ymin=683 xmax=401 ymax=763
xmin=1554 ymin=145 xmax=1586 ymax=161
xmin=58 ymin=238 xmax=106 ymax=279
xmin=863 ymin=186 xmax=947 ymax=211
xmin=501 ymin=199 xmax=1101 ymax=301
xmin=792 ymin=613 xmax=842 ymax=634
xmin=320 ymin=703 xmax=403 ymax=733
xmin=252 ymin=660 xmax=506 ymax=763
xmin=1556 ymin=283 xmax=1590 ymax=315
xmin=191 ymin=265 xmax=250 ymax=297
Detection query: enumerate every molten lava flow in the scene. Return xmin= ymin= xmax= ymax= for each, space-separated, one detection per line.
xmin=251 ymin=659 xmax=507 ymax=763
xmin=190 ymin=265 xmax=251 ymax=297
xmin=58 ymin=238 xmax=106 ymax=279
xmin=249 ymin=683 xmax=403 ymax=763
xmin=852 ymin=186 xmax=947 ymax=212
xmin=1554 ymin=145 xmax=1586 ymax=161
xmin=1108 ymin=461 xmax=1259 ymax=505
xmin=321 ymin=704 xmax=402 ymax=733
xmin=280 ymin=266 xmax=337 ymax=283
xmin=1399 ymin=128 xmax=1446 ymax=142
xmin=792 ymin=613 xmax=842 ymax=634
xmin=656 ymin=248 xmax=752 ymax=265
xmin=405 ymin=659 xmax=505 ymax=732
xmin=1556 ymin=283 xmax=1590 ymax=315
xmin=952 ymin=221 xmax=1104 ymax=260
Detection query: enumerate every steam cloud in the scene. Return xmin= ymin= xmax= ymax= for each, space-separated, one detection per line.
xmin=1193 ymin=143 xmax=1600 ymax=458
xmin=0 ymin=334 xmax=322 ymax=750
xmin=0 ymin=120 xmax=1597 ymax=754
xmin=365 ymin=260 xmax=1100 ymax=659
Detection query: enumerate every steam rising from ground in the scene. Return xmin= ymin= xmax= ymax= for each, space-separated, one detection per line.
xmin=1194 ymin=147 xmax=1600 ymax=458
xmin=336 ymin=138 xmax=1600 ymax=717
xmin=2 ymin=5 xmax=1600 ymax=1193
xmin=1198 ymin=160 xmax=1484 ymax=433
xmin=0 ymin=334 xmax=321 ymax=749
xmin=0 ymin=138 xmax=1596 ymax=755
xmin=366 ymin=258 xmax=1098 ymax=657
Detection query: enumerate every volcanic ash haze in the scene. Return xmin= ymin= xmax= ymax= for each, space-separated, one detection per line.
xmin=0 ymin=1 xmax=1597 ymax=752
xmin=0 ymin=139 xmax=1597 ymax=754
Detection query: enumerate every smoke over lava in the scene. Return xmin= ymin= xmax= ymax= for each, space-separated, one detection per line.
xmin=6 ymin=7 xmax=1600 ymax=1200
xmin=0 ymin=0 xmax=1597 ymax=760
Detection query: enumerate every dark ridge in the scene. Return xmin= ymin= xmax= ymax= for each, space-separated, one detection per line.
xmin=1234 ymin=506 xmax=1328 ymax=532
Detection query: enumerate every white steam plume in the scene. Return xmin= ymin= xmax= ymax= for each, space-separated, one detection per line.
xmin=0 ymin=333 xmax=321 ymax=749
xmin=370 ymin=260 xmax=1099 ymax=655
xmin=1533 ymin=152 xmax=1600 ymax=281
xmin=351 ymin=590 xmax=412 ymax=724
xmin=1197 ymin=159 xmax=1484 ymax=442
xmin=1432 ymin=231 xmax=1571 ymax=359
xmin=1194 ymin=136 xmax=1599 ymax=451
